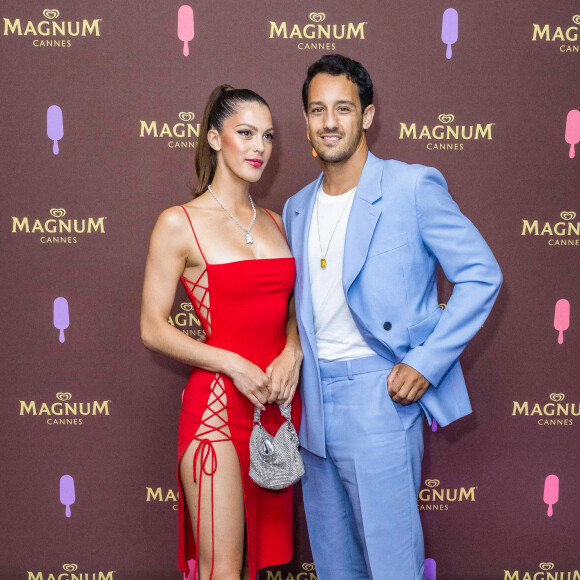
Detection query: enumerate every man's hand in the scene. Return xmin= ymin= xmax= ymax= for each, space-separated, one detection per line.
xmin=387 ymin=363 xmax=429 ymax=405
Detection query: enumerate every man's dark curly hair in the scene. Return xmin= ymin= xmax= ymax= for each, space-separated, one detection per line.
xmin=302 ymin=54 xmax=373 ymax=113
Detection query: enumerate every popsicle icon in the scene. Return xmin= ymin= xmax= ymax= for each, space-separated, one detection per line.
xmin=178 ymin=5 xmax=194 ymax=56
xmin=47 ymin=105 xmax=63 ymax=155
xmin=431 ymin=418 xmax=438 ymax=432
xmin=565 ymin=109 xmax=580 ymax=159
xmin=554 ymin=299 xmax=570 ymax=344
xmin=425 ymin=558 xmax=436 ymax=580
xmin=53 ymin=297 xmax=70 ymax=343
xmin=60 ymin=474 xmax=75 ymax=518
xmin=543 ymin=474 xmax=559 ymax=517
xmin=441 ymin=8 xmax=458 ymax=59
xmin=184 ymin=559 xmax=197 ymax=580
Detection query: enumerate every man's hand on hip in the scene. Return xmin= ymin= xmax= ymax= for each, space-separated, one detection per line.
xmin=387 ymin=363 xmax=429 ymax=405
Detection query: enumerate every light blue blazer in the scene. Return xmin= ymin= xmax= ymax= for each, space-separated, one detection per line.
xmin=283 ymin=152 xmax=502 ymax=459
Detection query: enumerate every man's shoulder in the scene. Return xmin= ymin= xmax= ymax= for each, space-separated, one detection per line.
xmin=378 ymin=156 xmax=437 ymax=181
xmin=285 ymin=178 xmax=318 ymax=210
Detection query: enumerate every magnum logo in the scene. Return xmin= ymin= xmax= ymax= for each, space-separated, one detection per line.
xmin=139 ymin=112 xmax=200 ymax=149
xmin=503 ymin=562 xmax=580 ymax=580
xmin=3 ymin=9 xmax=102 ymax=48
xmin=20 ymin=392 xmax=112 ymax=425
xmin=512 ymin=393 xmax=578 ymax=426
xmin=418 ymin=478 xmax=477 ymax=511
xmin=532 ymin=15 xmax=580 ymax=53
xmin=399 ymin=114 xmax=494 ymax=150
xmin=269 ymin=12 xmax=367 ymax=51
xmin=26 ymin=563 xmax=115 ymax=580
xmin=168 ymin=301 xmax=204 ymax=337
xmin=265 ymin=563 xmax=317 ymax=580
xmin=146 ymin=486 xmax=179 ymax=511
xmin=521 ymin=211 xmax=579 ymax=246
xmin=11 ymin=208 xmax=107 ymax=244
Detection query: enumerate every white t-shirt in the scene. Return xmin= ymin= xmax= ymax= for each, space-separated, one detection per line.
xmin=307 ymin=185 xmax=376 ymax=361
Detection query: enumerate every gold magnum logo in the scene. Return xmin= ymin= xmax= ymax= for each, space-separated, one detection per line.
xmin=512 ymin=393 xmax=578 ymax=426
xmin=11 ymin=208 xmax=107 ymax=244
xmin=139 ymin=112 xmax=200 ymax=149
xmin=3 ymin=9 xmax=102 ymax=48
xmin=532 ymin=15 xmax=580 ymax=53
xmin=269 ymin=12 xmax=367 ymax=51
xmin=266 ymin=563 xmax=318 ymax=580
xmin=399 ymin=113 xmax=494 ymax=151
xmin=418 ymin=478 xmax=477 ymax=510
xmin=20 ymin=393 xmax=111 ymax=426
xmin=521 ymin=210 xmax=579 ymax=246
xmin=26 ymin=564 xmax=115 ymax=579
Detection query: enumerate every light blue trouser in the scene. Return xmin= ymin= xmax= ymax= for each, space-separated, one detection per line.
xmin=301 ymin=355 xmax=425 ymax=580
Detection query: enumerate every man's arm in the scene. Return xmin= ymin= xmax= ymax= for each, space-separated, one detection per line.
xmin=390 ymin=167 xmax=502 ymax=403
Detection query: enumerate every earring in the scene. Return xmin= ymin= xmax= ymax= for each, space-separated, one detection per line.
xmin=307 ymin=130 xmax=317 ymax=158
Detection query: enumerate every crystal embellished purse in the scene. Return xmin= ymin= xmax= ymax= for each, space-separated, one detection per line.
xmin=249 ymin=404 xmax=305 ymax=490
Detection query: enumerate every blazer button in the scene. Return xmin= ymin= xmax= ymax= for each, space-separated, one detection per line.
xmin=383 ymin=321 xmax=392 ymax=331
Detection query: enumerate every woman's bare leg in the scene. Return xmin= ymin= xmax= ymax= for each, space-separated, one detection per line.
xmin=180 ymin=438 xmax=245 ymax=580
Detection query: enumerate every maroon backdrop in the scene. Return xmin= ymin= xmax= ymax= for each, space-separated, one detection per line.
xmin=1 ymin=1 xmax=579 ymax=579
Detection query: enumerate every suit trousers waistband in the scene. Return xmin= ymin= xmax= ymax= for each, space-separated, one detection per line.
xmin=318 ymin=354 xmax=396 ymax=380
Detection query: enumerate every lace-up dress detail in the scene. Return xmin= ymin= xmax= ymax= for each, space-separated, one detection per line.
xmin=177 ymin=205 xmax=301 ymax=580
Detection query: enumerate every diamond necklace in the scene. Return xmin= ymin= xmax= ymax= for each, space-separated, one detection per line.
xmin=207 ymin=184 xmax=257 ymax=244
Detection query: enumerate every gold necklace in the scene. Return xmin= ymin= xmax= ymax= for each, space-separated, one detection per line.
xmin=316 ymin=186 xmax=356 ymax=268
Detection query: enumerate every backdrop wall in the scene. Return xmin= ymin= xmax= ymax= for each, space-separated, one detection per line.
xmin=1 ymin=1 xmax=579 ymax=579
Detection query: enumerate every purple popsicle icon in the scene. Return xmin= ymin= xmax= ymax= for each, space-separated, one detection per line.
xmin=565 ymin=110 xmax=580 ymax=159
xmin=543 ymin=474 xmax=559 ymax=517
xmin=60 ymin=475 xmax=75 ymax=518
xmin=425 ymin=558 xmax=436 ymax=580
xmin=53 ymin=297 xmax=69 ymax=343
xmin=554 ymin=299 xmax=570 ymax=344
xmin=441 ymin=8 xmax=458 ymax=59
xmin=431 ymin=419 xmax=438 ymax=432
xmin=177 ymin=5 xmax=194 ymax=56
xmin=47 ymin=105 xmax=63 ymax=155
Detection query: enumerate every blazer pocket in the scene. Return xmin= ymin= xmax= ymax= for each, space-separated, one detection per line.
xmin=407 ymin=307 xmax=443 ymax=348
xmin=367 ymin=232 xmax=408 ymax=258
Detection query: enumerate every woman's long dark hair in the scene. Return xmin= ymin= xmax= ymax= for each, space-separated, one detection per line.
xmin=193 ymin=85 xmax=270 ymax=197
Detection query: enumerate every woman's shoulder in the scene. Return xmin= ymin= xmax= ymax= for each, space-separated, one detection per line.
xmin=259 ymin=207 xmax=284 ymax=230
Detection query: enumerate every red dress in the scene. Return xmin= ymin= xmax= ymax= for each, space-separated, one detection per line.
xmin=177 ymin=206 xmax=301 ymax=579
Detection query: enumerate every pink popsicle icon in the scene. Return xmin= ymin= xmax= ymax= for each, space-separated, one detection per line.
xmin=565 ymin=110 xmax=580 ymax=159
xmin=543 ymin=474 xmax=559 ymax=517
xmin=178 ymin=5 xmax=194 ymax=56
xmin=60 ymin=474 xmax=75 ymax=518
xmin=441 ymin=8 xmax=458 ymax=60
xmin=184 ymin=559 xmax=197 ymax=580
xmin=53 ymin=297 xmax=69 ymax=343
xmin=47 ymin=105 xmax=63 ymax=155
xmin=554 ymin=299 xmax=570 ymax=344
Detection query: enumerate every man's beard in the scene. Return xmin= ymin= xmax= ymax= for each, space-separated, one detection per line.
xmin=313 ymin=123 xmax=364 ymax=164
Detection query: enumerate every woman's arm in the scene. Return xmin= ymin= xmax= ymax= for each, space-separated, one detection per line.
xmin=140 ymin=207 xmax=270 ymax=409
xmin=264 ymin=211 xmax=303 ymax=406
xmin=266 ymin=294 xmax=303 ymax=406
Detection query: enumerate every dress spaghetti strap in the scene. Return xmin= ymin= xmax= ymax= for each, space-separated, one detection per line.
xmin=180 ymin=205 xmax=208 ymax=265
xmin=263 ymin=208 xmax=290 ymax=249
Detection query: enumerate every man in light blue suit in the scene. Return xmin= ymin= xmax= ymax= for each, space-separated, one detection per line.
xmin=282 ymin=55 xmax=502 ymax=580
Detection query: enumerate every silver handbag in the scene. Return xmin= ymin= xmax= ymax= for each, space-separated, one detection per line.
xmin=249 ymin=404 xmax=305 ymax=490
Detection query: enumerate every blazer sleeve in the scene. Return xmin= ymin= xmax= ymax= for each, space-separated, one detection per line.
xmin=401 ymin=167 xmax=503 ymax=387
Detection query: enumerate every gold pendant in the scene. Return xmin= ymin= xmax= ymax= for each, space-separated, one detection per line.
xmin=321 ymin=258 xmax=327 ymax=268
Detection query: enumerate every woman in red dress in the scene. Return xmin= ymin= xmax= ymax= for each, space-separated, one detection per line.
xmin=140 ymin=86 xmax=302 ymax=580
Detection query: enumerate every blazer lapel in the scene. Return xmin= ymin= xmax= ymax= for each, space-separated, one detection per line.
xmin=292 ymin=174 xmax=323 ymax=338
xmin=343 ymin=152 xmax=384 ymax=292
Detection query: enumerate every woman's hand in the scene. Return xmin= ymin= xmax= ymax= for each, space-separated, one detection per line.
xmin=265 ymin=343 xmax=303 ymax=406
xmin=227 ymin=353 xmax=270 ymax=410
